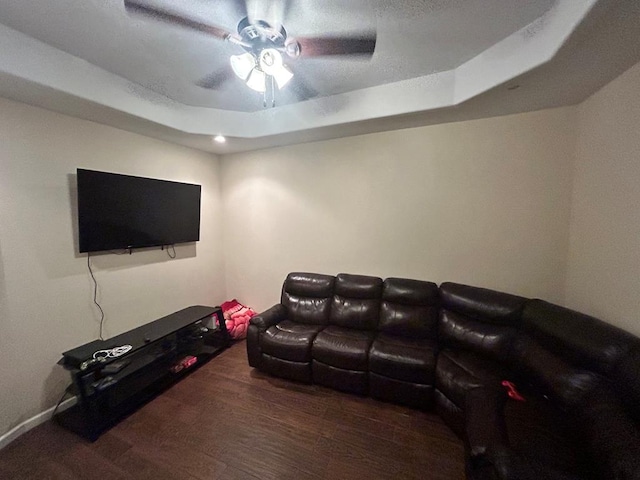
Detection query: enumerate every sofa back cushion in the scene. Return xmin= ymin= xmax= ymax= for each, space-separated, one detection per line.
xmin=439 ymin=311 xmax=517 ymax=363
xmin=512 ymin=335 xmax=601 ymax=408
xmin=440 ymin=283 xmax=526 ymax=324
xmin=438 ymin=283 xmax=527 ymax=362
xmin=379 ymin=277 xmax=439 ymax=339
xmin=330 ymin=273 xmax=382 ymax=330
xmin=519 ymin=300 xmax=639 ymax=414
xmin=611 ymin=343 xmax=640 ymax=424
xmin=522 ymin=300 xmax=635 ymax=376
xmin=281 ymin=272 xmax=335 ymax=325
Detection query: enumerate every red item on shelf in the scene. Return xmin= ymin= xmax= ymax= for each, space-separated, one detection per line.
xmin=171 ymin=355 xmax=198 ymax=373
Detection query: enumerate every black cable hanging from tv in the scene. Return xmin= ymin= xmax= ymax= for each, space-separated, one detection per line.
xmin=87 ymin=252 xmax=105 ymax=340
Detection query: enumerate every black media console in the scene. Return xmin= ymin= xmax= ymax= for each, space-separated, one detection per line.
xmin=55 ymin=305 xmax=230 ymax=441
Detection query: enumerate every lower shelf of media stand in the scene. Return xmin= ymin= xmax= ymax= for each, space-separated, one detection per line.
xmin=55 ymin=305 xmax=230 ymax=441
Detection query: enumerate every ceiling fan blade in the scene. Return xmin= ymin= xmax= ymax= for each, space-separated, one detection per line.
xmin=285 ymin=64 xmax=319 ymax=102
xmin=229 ymin=0 xmax=248 ymax=21
xmin=294 ymin=34 xmax=377 ymax=57
xmin=196 ymin=68 xmax=235 ymax=90
xmin=124 ymin=0 xmax=234 ymax=41
xmin=266 ymin=0 xmax=293 ymax=32
xmin=290 ymin=78 xmax=319 ymax=102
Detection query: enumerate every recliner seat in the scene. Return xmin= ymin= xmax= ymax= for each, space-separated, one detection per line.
xmin=247 ymin=272 xmax=334 ymax=383
xmin=435 ymin=282 xmax=526 ymax=437
xmin=369 ymin=277 xmax=439 ymax=408
xmin=311 ymin=273 xmax=382 ymax=394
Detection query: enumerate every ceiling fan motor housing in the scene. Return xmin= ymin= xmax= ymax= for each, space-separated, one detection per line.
xmin=236 ymin=17 xmax=294 ymax=56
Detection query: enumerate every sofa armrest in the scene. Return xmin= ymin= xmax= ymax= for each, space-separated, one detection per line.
xmin=471 ymin=445 xmax=582 ymax=480
xmin=465 ymin=387 xmax=508 ymax=458
xmin=250 ymin=304 xmax=287 ymax=331
xmin=247 ymin=304 xmax=287 ymax=369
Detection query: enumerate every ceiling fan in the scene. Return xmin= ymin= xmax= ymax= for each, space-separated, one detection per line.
xmin=123 ymin=0 xmax=377 ymax=107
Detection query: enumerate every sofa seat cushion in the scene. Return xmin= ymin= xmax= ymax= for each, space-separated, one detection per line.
xmin=576 ymin=385 xmax=640 ymax=480
xmin=369 ymin=334 xmax=437 ymax=384
xmin=261 ymin=321 xmax=325 ymax=362
xmin=261 ymin=354 xmax=312 ymax=383
xmin=436 ymin=349 xmax=505 ymax=407
xmin=503 ymin=393 xmax=590 ymax=478
xmin=312 ymin=326 xmax=375 ymax=371
xmin=475 ymin=444 xmax=587 ymax=480
xmin=369 ymin=372 xmax=434 ymax=409
xmin=312 ymin=360 xmax=368 ymax=395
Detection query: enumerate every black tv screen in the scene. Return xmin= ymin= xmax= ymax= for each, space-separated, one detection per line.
xmin=77 ymin=169 xmax=201 ymax=253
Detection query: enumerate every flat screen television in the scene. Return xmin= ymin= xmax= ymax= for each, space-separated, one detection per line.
xmin=77 ymin=169 xmax=201 ymax=253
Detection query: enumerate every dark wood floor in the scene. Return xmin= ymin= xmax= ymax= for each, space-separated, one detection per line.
xmin=0 ymin=341 xmax=465 ymax=479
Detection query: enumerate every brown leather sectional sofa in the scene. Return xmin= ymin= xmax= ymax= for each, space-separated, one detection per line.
xmin=246 ymin=272 xmax=640 ymax=480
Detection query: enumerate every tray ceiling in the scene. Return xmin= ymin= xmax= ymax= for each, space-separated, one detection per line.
xmin=0 ymin=0 xmax=639 ymax=153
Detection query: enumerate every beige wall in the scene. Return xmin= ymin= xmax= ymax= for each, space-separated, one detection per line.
xmin=4 ymin=58 xmax=638 ymax=443
xmin=221 ymin=107 xmax=577 ymax=312
xmin=564 ymin=61 xmax=640 ymax=336
xmin=0 ymin=98 xmax=225 ymax=437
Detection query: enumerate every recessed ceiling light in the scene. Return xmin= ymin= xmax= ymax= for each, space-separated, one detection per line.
xmin=213 ymin=135 xmax=226 ymax=144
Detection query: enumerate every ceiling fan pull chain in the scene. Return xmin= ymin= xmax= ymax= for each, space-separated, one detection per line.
xmin=271 ymin=76 xmax=276 ymax=108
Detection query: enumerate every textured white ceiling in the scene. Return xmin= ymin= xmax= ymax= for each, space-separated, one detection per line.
xmin=0 ymin=0 xmax=639 ymax=153
xmin=0 ymin=0 xmax=555 ymax=112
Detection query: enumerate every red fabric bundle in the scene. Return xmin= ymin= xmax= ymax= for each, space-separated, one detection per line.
xmin=220 ymin=299 xmax=256 ymax=340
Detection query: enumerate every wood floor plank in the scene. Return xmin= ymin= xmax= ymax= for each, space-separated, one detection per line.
xmin=0 ymin=340 xmax=465 ymax=479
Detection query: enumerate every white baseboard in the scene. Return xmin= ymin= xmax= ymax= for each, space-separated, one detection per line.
xmin=0 ymin=396 xmax=77 ymax=450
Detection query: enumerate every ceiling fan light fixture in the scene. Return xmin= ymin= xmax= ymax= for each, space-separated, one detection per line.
xmin=258 ymin=49 xmax=282 ymax=75
xmin=272 ymin=64 xmax=293 ymax=89
xmin=230 ymin=53 xmax=255 ymax=81
xmin=258 ymin=49 xmax=293 ymax=89
xmin=245 ymin=67 xmax=267 ymax=92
